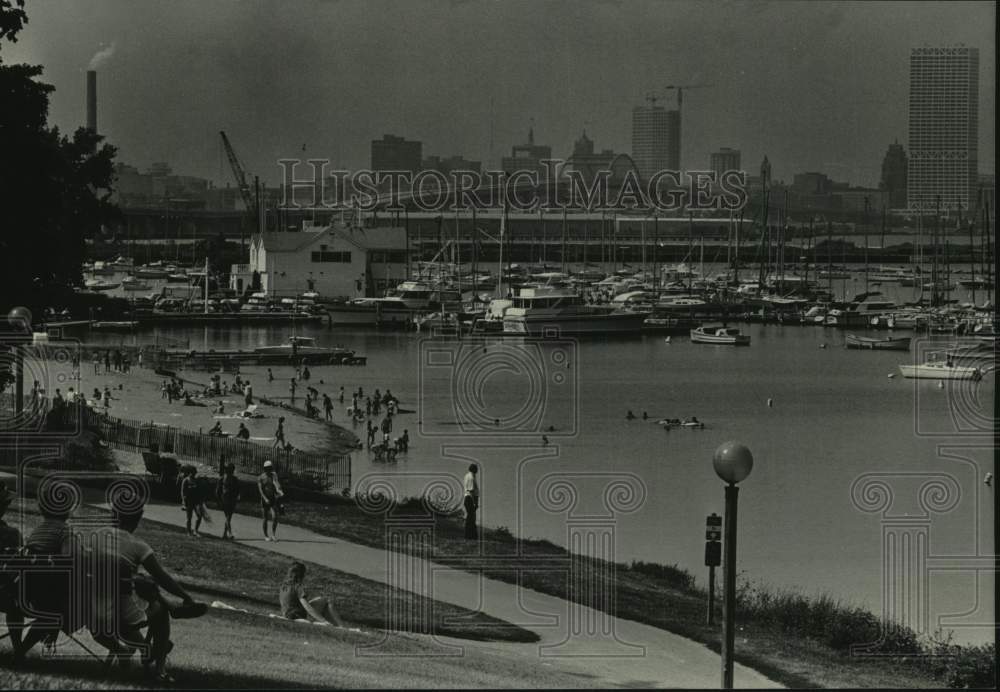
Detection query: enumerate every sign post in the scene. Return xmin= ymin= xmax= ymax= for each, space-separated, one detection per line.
xmin=705 ymin=513 xmax=722 ymax=625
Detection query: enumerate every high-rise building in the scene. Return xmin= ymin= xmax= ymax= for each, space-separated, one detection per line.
xmin=666 ymin=110 xmax=680 ymax=171
xmin=371 ymin=134 xmax=423 ymax=173
xmin=907 ymin=46 xmax=979 ymax=212
xmin=880 ymin=140 xmax=908 ymax=209
xmin=500 ymin=127 xmax=552 ymax=176
xmin=631 ymin=102 xmax=668 ymax=180
xmin=710 ymin=148 xmax=742 ymax=178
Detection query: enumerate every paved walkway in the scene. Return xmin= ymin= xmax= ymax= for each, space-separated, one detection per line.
xmin=135 ymin=501 xmax=781 ymax=689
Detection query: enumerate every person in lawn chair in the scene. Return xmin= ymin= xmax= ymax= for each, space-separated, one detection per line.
xmin=89 ymin=490 xmax=207 ymax=682
xmin=5 ymin=477 xmax=78 ymax=664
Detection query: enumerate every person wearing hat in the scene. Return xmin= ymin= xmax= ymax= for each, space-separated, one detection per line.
xmin=257 ymin=461 xmax=284 ymax=542
xmin=216 ymin=461 xmax=241 ymax=540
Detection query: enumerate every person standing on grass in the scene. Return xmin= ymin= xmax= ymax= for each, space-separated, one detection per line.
xmin=258 ymin=460 xmax=284 ymax=542
xmin=289 ymin=377 xmax=297 ymax=405
xmin=244 ymin=381 xmax=253 ymax=407
xmin=267 ymin=368 xmax=274 ymax=382
xmin=339 ymin=386 xmax=344 ymax=404
xmin=104 ymin=350 xmax=111 ymax=373
xmin=463 ymin=464 xmax=479 ymax=540
xmin=216 ymin=462 xmax=240 ymax=540
xmin=279 ymin=562 xmax=345 ymax=627
xmin=273 ymin=416 xmax=286 ymax=448
xmin=180 ymin=466 xmax=203 ymax=537
xmin=323 ymin=394 xmax=333 ymax=421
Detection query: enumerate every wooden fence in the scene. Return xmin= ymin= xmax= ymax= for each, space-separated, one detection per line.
xmin=0 ymin=394 xmax=351 ymax=493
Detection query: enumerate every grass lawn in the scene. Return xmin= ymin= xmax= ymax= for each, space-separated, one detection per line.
xmin=235 ymin=494 xmax=991 ymax=689
xmin=2 ymin=500 xmax=536 ymax=645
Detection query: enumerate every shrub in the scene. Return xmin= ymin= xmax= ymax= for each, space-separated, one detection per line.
xmin=628 ymin=560 xmax=695 ymax=590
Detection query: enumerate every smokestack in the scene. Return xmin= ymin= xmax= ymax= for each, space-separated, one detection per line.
xmin=86 ymin=70 xmax=97 ymax=132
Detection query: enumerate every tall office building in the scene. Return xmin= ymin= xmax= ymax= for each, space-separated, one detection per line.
xmin=666 ymin=109 xmax=680 ymax=171
xmin=710 ymin=148 xmax=742 ymax=178
xmin=631 ymin=102 xmax=668 ymax=180
xmin=371 ymin=134 xmax=423 ymax=173
xmin=907 ymin=46 xmax=979 ymax=212
xmin=880 ymin=140 xmax=908 ymax=209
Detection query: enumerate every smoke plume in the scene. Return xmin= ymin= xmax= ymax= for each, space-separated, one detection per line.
xmin=88 ymin=42 xmax=116 ymax=70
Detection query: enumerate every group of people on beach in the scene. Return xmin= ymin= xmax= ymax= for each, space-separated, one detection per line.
xmin=93 ymin=348 xmax=138 ymax=376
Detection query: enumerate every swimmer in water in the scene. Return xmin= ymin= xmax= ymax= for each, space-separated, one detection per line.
xmin=626 ymin=410 xmax=636 ymax=420
xmin=542 ymin=435 xmax=549 ymax=446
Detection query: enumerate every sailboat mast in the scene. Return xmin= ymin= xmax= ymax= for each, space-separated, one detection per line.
xmin=863 ymin=196 xmax=870 ymax=295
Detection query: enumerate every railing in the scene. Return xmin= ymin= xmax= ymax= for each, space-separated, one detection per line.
xmin=0 ymin=394 xmax=351 ymax=493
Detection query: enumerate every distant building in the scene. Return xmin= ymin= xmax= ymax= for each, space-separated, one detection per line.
xmin=631 ymin=102 xmax=668 ymax=180
xmin=148 ymin=162 xmax=172 ymax=177
xmin=880 ymin=141 xmax=908 ymax=209
xmin=500 ymin=128 xmax=552 ymax=176
xmin=422 ymin=154 xmax=482 ymax=175
xmin=563 ymin=131 xmax=615 ymax=185
xmin=666 ymin=110 xmax=681 ymax=171
xmin=112 ymin=162 xmax=227 ymax=209
xmin=907 ymin=46 xmax=979 ymax=212
xmin=234 ymin=222 xmax=410 ymax=298
xmin=710 ymin=148 xmax=742 ymax=178
xmin=371 ymin=135 xmax=423 ymax=174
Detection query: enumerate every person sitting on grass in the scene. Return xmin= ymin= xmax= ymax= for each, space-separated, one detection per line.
xmin=279 ymin=561 xmax=344 ymax=627
xmin=208 ymin=421 xmax=224 ymax=436
xmin=92 ymin=492 xmax=203 ymax=683
xmin=236 ymin=422 xmax=250 ymax=440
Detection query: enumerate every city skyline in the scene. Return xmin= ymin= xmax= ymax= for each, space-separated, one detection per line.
xmin=3 ymin=0 xmax=995 ymax=188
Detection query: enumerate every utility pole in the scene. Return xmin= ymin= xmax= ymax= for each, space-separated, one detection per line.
xmin=863 ymin=197 xmax=870 ymax=295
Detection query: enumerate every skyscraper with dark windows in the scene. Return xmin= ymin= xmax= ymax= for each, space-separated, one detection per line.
xmin=907 ymin=46 xmax=979 ymax=212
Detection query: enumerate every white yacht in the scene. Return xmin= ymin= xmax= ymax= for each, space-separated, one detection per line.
xmin=327 ymin=280 xmax=463 ymax=326
xmin=502 ymin=285 xmax=648 ymax=335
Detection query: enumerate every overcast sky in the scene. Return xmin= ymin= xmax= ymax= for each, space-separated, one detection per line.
xmin=3 ymin=0 xmax=995 ymax=187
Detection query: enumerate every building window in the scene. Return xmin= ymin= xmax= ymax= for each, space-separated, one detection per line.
xmin=311 ymin=251 xmax=351 ymax=263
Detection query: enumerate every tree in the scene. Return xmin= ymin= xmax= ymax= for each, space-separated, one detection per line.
xmin=0 ymin=0 xmax=120 ymax=317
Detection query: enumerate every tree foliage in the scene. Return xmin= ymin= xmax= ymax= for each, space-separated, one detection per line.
xmin=0 ymin=0 xmax=120 ymax=316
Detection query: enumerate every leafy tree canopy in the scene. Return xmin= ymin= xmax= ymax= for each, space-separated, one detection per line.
xmin=1 ymin=0 xmax=120 ymax=318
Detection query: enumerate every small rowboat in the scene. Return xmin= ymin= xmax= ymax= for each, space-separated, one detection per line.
xmin=846 ymin=334 xmax=911 ymax=351
xmin=690 ymin=325 xmax=750 ymax=346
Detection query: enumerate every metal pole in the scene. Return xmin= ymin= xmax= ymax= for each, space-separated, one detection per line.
xmin=707 ymin=564 xmax=716 ymax=626
xmin=721 ymin=482 xmax=739 ymax=689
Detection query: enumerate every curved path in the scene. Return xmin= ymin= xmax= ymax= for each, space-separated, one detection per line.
xmin=136 ymin=501 xmax=781 ymax=689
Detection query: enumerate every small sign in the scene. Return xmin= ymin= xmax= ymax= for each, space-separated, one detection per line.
xmin=705 ymin=540 xmax=721 ymax=567
xmin=706 ymin=513 xmax=722 ymax=541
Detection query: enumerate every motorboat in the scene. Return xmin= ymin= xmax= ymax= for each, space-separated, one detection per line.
xmin=133 ymin=266 xmax=170 ymax=279
xmin=91 ymin=320 xmax=139 ymax=331
xmin=83 ymin=279 xmax=120 ymax=291
xmin=502 ymin=285 xmax=648 ymax=335
xmin=690 ymin=325 xmax=750 ymax=346
xmin=824 ymin=293 xmax=897 ymax=327
xmin=845 ymin=334 xmax=911 ymax=351
xmin=897 ymin=360 xmax=981 ymax=380
xmin=253 ymin=336 xmax=354 ymax=364
xmin=121 ymin=277 xmax=152 ymax=291
xmin=327 ymin=280 xmax=463 ymax=326
xmin=166 ymin=273 xmax=189 ymax=283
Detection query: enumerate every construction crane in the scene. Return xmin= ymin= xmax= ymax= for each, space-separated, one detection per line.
xmin=219 ymin=130 xmax=254 ymax=213
xmin=663 ymin=83 xmax=714 ymax=111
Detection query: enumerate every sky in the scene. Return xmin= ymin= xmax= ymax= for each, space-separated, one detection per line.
xmin=2 ymin=0 xmax=995 ymax=187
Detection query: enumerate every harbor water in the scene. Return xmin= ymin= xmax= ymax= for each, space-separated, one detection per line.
xmin=84 ymin=319 xmax=996 ymax=645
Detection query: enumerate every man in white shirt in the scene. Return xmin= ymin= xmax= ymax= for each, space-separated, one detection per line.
xmin=463 ymin=464 xmax=479 ymax=540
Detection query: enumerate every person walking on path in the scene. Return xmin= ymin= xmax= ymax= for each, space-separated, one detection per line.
xmin=463 ymin=464 xmax=479 ymax=540
xmin=279 ymin=561 xmax=345 ymax=627
xmin=180 ymin=466 xmax=204 ymax=537
xmin=273 ymin=417 xmax=286 ymax=448
xmin=258 ymin=460 xmax=284 ymax=542
xmin=216 ymin=461 xmax=240 ymax=540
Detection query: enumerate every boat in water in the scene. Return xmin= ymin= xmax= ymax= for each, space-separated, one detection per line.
xmin=845 ymin=334 xmax=911 ymax=351
xmin=690 ymin=325 xmax=751 ymax=346
xmin=121 ymin=277 xmax=152 ymax=291
xmin=898 ymin=360 xmax=981 ymax=380
xmin=83 ymin=279 xmax=120 ymax=291
xmin=327 ymin=280 xmax=463 ymax=326
xmin=254 ymin=336 xmax=355 ymax=364
xmin=502 ymin=285 xmax=648 ymax=335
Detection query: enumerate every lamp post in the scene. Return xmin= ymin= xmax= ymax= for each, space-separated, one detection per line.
xmin=713 ymin=440 xmax=754 ymax=689
xmin=7 ymin=307 xmax=32 ymax=416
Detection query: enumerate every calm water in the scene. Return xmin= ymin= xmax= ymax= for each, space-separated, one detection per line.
xmin=83 ymin=318 xmax=996 ymax=645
